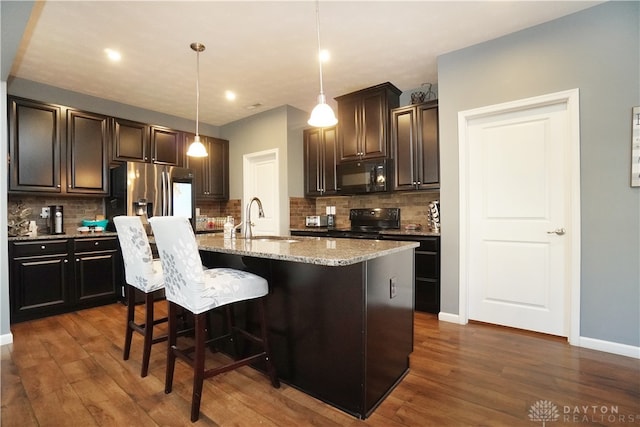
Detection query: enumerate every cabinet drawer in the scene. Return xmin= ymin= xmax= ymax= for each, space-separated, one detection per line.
xmin=11 ymin=240 xmax=70 ymax=257
xmin=74 ymin=237 xmax=118 ymax=252
xmin=415 ymin=237 xmax=439 ymax=252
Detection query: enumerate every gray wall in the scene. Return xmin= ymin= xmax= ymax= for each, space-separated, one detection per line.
xmin=220 ymin=104 xmax=308 ymax=232
xmin=438 ymin=1 xmax=640 ymax=346
xmin=1 ymin=1 xmax=35 ymax=340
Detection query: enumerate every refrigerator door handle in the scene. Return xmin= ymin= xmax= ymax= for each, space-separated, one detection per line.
xmin=161 ymin=169 xmax=168 ymax=216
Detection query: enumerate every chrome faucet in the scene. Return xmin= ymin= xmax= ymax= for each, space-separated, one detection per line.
xmin=244 ymin=197 xmax=265 ymax=240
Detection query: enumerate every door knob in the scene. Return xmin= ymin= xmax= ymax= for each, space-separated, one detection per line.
xmin=547 ymin=228 xmax=566 ymax=235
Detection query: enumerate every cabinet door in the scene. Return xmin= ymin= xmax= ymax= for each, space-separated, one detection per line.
xmin=8 ymin=97 xmax=62 ymax=193
xmin=361 ymin=90 xmax=387 ymax=159
xmin=207 ymin=137 xmax=229 ymax=200
xmin=321 ymin=127 xmax=338 ymax=195
xmin=304 ymin=128 xmax=323 ymax=196
xmin=304 ymin=127 xmax=338 ymax=196
xmin=337 ymin=96 xmax=361 ymax=162
xmin=10 ymin=254 xmax=71 ymax=322
xmin=187 ymin=135 xmax=229 ymax=200
xmin=417 ymin=104 xmax=439 ymax=188
xmin=10 ymin=239 xmax=72 ymax=323
xmin=392 ymin=107 xmax=419 ymax=190
xmin=74 ymin=238 xmax=120 ymax=307
xmin=150 ymin=126 xmax=183 ymax=166
xmin=113 ymin=117 xmax=149 ymax=162
xmin=66 ymin=110 xmax=109 ymax=194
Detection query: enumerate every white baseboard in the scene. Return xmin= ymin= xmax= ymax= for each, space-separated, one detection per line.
xmin=436 ymin=312 xmax=639 ymax=359
xmin=438 ymin=312 xmax=465 ymax=324
xmin=0 ymin=332 xmax=13 ymax=346
xmin=578 ymin=336 xmax=640 ymax=359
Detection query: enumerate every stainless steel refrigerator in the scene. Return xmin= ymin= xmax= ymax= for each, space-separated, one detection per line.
xmin=106 ymin=162 xmax=195 ymax=233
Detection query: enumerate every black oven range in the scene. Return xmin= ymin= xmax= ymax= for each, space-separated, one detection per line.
xmin=327 ymin=208 xmax=400 ymax=239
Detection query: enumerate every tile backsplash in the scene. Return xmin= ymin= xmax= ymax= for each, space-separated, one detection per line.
xmin=8 ymin=195 xmax=105 ymax=235
xmin=10 ymin=192 xmax=440 ymax=236
xmin=290 ymin=191 xmax=440 ymax=231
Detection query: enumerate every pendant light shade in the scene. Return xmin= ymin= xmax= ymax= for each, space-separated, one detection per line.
xmin=187 ymin=42 xmax=208 ymax=157
xmin=308 ymin=1 xmax=337 ymax=128
xmin=186 ymin=134 xmax=208 ymax=157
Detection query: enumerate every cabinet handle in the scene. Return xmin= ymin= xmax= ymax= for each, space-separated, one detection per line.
xmin=94 ymin=242 xmax=99 ymax=246
xmin=41 ymin=245 xmax=46 ymax=249
xmin=76 ymin=258 xmax=80 ymax=262
xmin=57 ymin=184 xmax=61 ymax=188
xmin=64 ymin=259 xmax=68 ymax=263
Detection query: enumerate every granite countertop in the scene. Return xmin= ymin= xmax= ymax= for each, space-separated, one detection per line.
xmin=196 ymin=234 xmax=419 ymax=267
xmin=289 ymin=227 xmax=440 ymax=237
xmin=8 ymin=231 xmax=119 ymax=241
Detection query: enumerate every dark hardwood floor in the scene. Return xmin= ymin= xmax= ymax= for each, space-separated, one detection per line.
xmin=2 ymin=302 xmax=638 ymax=426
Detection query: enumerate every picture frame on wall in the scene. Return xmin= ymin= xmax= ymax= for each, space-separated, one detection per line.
xmin=632 ymin=106 xmax=640 ymax=187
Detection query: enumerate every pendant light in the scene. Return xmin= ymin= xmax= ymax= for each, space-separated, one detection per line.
xmin=308 ymin=0 xmax=337 ymax=128
xmin=187 ymin=42 xmax=208 ymax=157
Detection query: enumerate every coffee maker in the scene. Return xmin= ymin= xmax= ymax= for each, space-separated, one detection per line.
xmin=48 ymin=205 xmax=64 ymax=234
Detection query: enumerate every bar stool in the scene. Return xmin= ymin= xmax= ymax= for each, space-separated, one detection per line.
xmin=148 ymin=216 xmax=280 ymax=422
xmin=113 ymin=215 xmax=167 ymax=377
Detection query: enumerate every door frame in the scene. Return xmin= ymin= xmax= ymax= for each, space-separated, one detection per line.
xmin=458 ymin=89 xmax=581 ymax=344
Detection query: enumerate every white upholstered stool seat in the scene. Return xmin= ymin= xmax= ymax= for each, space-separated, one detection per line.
xmin=113 ymin=215 xmax=168 ymax=377
xmin=149 ymin=216 xmax=279 ymax=422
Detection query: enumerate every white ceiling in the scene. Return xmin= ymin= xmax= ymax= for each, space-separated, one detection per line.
xmin=10 ymin=1 xmax=600 ymax=127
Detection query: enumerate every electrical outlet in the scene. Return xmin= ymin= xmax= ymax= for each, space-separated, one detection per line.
xmin=40 ymin=207 xmax=50 ymax=219
xmin=389 ymin=277 xmax=397 ymax=299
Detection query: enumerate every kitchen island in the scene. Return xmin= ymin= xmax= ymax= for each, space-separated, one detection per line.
xmin=194 ymin=234 xmax=418 ymax=419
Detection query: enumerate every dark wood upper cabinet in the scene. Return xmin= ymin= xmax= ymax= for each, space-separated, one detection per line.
xmin=185 ymin=133 xmax=229 ymax=200
xmin=391 ymin=101 xmax=439 ymax=191
xmin=9 ymin=97 xmax=108 ymax=196
xmin=335 ymin=82 xmax=401 ymax=162
xmin=304 ymin=126 xmax=338 ymax=197
xmin=8 ymin=97 xmax=62 ymax=193
xmin=66 ymin=109 xmax=110 ymax=195
xmin=112 ymin=117 xmax=150 ymax=162
xmin=150 ymin=125 xmax=183 ymax=166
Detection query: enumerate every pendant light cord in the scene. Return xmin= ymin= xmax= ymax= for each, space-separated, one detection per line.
xmin=195 ymin=48 xmax=200 ymax=137
xmin=315 ymin=0 xmax=324 ymax=97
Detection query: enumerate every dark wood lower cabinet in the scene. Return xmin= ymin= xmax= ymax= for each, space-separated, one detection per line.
xmin=9 ymin=236 xmax=122 ymax=323
xmin=74 ymin=237 xmax=121 ymax=308
xmin=381 ymin=235 xmax=440 ymax=314
xmin=9 ymin=239 xmax=72 ymax=323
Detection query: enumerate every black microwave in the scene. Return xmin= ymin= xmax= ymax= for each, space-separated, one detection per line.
xmin=337 ymin=159 xmax=389 ymax=194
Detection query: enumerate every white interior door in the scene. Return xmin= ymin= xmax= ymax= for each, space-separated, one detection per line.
xmin=243 ymin=149 xmax=279 ymax=236
xmin=460 ymin=90 xmax=580 ymax=338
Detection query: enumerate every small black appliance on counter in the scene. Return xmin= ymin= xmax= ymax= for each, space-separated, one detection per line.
xmin=48 ymin=205 xmax=64 ymax=234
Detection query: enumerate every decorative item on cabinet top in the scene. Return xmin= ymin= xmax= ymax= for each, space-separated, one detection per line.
xmin=411 ymin=83 xmax=437 ymax=104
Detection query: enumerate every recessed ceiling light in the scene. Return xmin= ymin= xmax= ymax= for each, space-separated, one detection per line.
xmin=319 ymin=49 xmax=330 ymax=63
xmin=104 ymin=48 xmax=121 ymax=62
xmin=225 ymin=91 xmax=236 ymax=101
